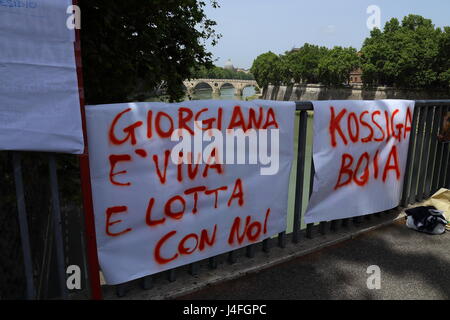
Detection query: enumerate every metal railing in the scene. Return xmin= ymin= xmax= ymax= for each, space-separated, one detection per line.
xmin=3 ymin=153 xmax=72 ymax=299
xmin=2 ymin=100 xmax=449 ymax=299
xmin=112 ymin=99 xmax=450 ymax=297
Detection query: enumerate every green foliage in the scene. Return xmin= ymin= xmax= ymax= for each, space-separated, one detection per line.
xmin=79 ymin=0 xmax=220 ymax=104
xmin=278 ymin=54 xmax=294 ymax=85
xmin=318 ymin=47 xmax=361 ymax=86
xmin=0 ymin=3 xmax=223 ymax=298
xmin=361 ymin=14 xmax=449 ymax=89
xmin=251 ymin=45 xmax=360 ymax=87
xmin=251 ymin=15 xmax=450 ymax=90
xmin=437 ymin=27 xmax=450 ymax=87
xmin=250 ymin=51 xmax=283 ymax=88
xmin=192 ymin=65 xmax=254 ymax=80
xmin=283 ymin=44 xmax=328 ymax=84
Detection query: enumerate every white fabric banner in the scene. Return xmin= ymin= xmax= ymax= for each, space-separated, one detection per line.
xmin=305 ymin=100 xmax=415 ymax=224
xmin=0 ymin=0 xmax=84 ymax=154
xmin=85 ymin=100 xmax=295 ymax=284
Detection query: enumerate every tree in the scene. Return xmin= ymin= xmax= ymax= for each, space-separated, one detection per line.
xmin=437 ymin=27 xmax=450 ymax=88
xmin=250 ymin=51 xmax=283 ymax=89
xmin=192 ymin=65 xmax=254 ymax=80
xmin=318 ymin=47 xmax=361 ymax=86
xmin=284 ymin=44 xmax=328 ymax=84
xmin=278 ymin=53 xmax=294 ymax=85
xmin=361 ymin=14 xmax=447 ymax=89
xmin=79 ymin=0 xmax=220 ymax=104
xmin=251 ymin=46 xmax=359 ymax=87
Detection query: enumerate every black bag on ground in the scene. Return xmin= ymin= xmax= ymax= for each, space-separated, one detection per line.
xmin=405 ymin=206 xmax=447 ymax=235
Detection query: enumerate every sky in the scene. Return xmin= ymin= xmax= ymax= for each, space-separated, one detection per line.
xmin=203 ymin=0 xmax=450 ymax=69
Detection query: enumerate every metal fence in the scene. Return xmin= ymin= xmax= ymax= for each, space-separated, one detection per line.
xmin=2 ymin=100 xmax=449 ymax=299
xmin=1 ymin=153 xmax=81 ymax=299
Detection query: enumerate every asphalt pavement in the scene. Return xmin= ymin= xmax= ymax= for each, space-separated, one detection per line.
xmin=179 ymin=220 xmax=450 ymax=300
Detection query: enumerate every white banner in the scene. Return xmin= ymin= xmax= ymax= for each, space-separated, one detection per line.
xmin=85 ymin=100 xmax=295 ymax=284
xmin=0 ymin=0 xmax=84 ymax=154
xmin=305 ymin=100 xmax=415 ymax=224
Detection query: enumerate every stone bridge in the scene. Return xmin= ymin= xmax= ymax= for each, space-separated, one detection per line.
xmin=183 ymin=78 xmax=260 ymax=97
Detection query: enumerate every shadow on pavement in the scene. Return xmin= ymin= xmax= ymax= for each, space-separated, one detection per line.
xmin=178 ymin=221 xmax=450 ymax=300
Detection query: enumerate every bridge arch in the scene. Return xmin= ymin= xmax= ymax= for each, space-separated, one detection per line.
xmin=219 ymin=82 xmax=236 ymax=93
xmin=194 ymin=81 xmax=214 ymax=91
xmin=195 ymin=81 xmax=221 ymax=95
xmin=183 ymin=79 xmax=260 ymax=97
xmin=240 ymin=83 xmax=260 ymax=95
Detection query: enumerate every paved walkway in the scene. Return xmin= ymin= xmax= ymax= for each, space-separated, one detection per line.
xmin=179 ymin=220 xmax=450 ymax=300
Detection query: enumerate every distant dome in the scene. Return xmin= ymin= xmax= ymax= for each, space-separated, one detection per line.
xmin=224 ymin=59 xmax=235 ymax=70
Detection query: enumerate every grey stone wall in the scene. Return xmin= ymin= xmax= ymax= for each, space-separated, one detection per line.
xmin=263 ymin=84 xmax=450 ymax=101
